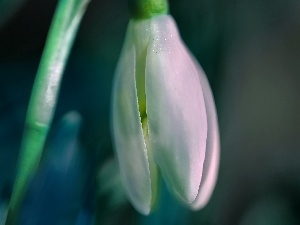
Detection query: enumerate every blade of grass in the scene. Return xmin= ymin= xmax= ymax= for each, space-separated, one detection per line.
xmin=5 ymin=0 xmax=90 ymax=224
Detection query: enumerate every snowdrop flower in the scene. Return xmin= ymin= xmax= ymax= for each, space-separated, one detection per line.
xmin=112 ymin=0 xmax=219 ymax=215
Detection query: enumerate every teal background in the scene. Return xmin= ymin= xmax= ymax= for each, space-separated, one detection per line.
xmin=0 ymin=0 xmax=300 ymax=224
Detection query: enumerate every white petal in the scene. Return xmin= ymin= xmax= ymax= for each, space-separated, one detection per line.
xmin=191 ymin=60 xmax=220 ymax=209
xmin=112 ymin=22 xmax=152 ymax=215
xmin=146 ymin=15 xmax=207 ymax=203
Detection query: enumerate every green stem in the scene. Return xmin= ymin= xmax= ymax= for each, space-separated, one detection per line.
xmin=128 ymin=0 xmax=169 ymax=19
xmin=5 ymin=0 xmax=90 ymax=224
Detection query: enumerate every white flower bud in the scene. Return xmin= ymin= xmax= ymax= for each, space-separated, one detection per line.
xmin=112 ymin=14 xmax=220 ymax=215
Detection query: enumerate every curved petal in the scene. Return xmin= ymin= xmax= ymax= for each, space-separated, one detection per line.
xmin=146 ymin=15 xmax=207 ymax=204
xmin=111 ymin=22 xmax=152 ymax=215
xmin=191 ymin=61 xmax=220 ymax=209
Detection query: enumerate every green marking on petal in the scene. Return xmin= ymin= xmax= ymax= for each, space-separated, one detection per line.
xmin=135 ymin=45 xmax=148 ymax=125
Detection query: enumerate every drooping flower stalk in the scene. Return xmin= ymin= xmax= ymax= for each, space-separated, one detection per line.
xmin=6 ymin=0 xmax=90 ymax=224
xmin=128 ymin=0 xmax=169 ymax=19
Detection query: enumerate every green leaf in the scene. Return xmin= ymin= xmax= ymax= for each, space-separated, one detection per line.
xmin=5 ymin=0 xmax=90 ymax=224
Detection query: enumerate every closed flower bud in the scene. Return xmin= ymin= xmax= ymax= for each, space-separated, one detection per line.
xmin=112 ymin=14 xmax=220 ymax=215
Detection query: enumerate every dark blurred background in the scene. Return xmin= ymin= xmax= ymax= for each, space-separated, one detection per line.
xmin=0 ymin=0 xmax=300 ymax=224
